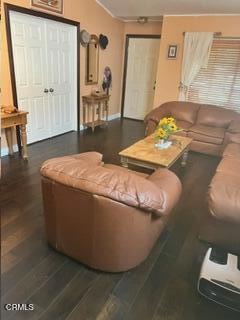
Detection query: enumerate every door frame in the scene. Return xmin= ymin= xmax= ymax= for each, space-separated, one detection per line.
xmin=121 ymin=34 xmax=161 ymax=118
xmin=4 ymin=3 xmax=80 ymax=153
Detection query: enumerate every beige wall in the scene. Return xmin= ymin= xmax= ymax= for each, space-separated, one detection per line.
xmin=153 ymin=15 xmax=240 ymax=107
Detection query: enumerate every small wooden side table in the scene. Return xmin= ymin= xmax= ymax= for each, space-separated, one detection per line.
xmin=1 ymin=111 xmax=28 ymax=159
xmin=82 ymin=94 xmax=109 ymax=132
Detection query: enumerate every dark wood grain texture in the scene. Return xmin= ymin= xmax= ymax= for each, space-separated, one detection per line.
xmin=1 ymin=119 xmax=239 ymax=320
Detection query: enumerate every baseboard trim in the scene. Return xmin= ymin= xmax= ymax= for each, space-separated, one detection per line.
xmin=1 ymin=113 xmax=121 ymax=157
xmin=108 ymin=113 xmax=121 ymax=121
xmin=1 ymin=144 xmax=18 ymax=157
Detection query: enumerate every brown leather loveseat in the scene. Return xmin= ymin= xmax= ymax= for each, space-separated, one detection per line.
xmin=40 ymin=152 xmax=182 ymax=272
xmin=144 ymin=101 xmax=240 ymax=156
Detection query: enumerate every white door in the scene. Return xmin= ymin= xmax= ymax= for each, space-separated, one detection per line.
xmin=123 ymin=38 xmax=160 ymax=120
xmin=10 ymin=13 xmax=50 ymax=143
xmin=46 ymin=20 xmax=76 ymax=137
xmin=9 ymin=11 xmax=77 ymax=144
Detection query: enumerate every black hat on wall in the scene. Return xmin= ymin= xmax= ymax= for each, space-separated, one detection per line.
xmin=99 ymin=34 xmax=109 ymax=49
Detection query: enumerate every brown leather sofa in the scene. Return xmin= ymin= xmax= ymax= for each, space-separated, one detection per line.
xmin=144 ymin=101 xmax=240 ymax=156
xmin=200 ymin=141 xmax=240 ymax=255
xmin=145 ymin=102 xmax=240 ymax=254
xmin=40 ymin=152 xmax=182 ymax=272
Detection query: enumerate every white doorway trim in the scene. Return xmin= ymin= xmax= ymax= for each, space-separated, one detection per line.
xmin=121 ymin=34 xmax=161 ymax=120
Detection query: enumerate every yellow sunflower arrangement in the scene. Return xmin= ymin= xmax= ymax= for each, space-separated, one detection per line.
xmin=155 ymin=117 xmax=180 ymax=141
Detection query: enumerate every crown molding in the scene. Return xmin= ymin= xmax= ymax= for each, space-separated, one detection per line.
xmin=164 ymin=13 xmax=240 ymax=17
xmin=123 ymin=18 xmax=163 ymax=23
xmin=95 ymin=0 xmax=117 ymax=19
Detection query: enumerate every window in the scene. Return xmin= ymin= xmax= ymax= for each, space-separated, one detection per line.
xmin=187 ymin=38 xmax=240 ymax=112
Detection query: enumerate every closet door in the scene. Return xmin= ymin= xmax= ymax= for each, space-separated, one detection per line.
xmin=10 ymin=12 xmax=51 ymax=144
xmin=9 ymin=11 xmax=77 ymax=144
xmin=46 ymin=20 xmax=76 ymax=137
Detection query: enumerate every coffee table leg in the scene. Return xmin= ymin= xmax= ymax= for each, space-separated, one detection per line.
xmin=181 ymin=149 xmax=189 ymax=167
xmin=121 ymin=156 xmax=128 ymax=168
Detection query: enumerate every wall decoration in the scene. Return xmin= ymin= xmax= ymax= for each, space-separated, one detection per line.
xmin=31 ymin=0 xmax=63 ymax=14
xmin=102 ymin=66 xmax=112 ymax=95
xmin=99 ymin=34 xmax=109 ymax=50
xmin=80 ymin=30 xmax=90 ymax=47
xmin=167 ymin=44 xmax=178 ymax=59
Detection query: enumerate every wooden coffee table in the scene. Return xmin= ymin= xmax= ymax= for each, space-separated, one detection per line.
xmin=119 ymin=134 xmax=193 ymax=170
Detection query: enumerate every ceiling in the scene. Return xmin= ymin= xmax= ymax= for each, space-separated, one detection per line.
xmin=96 ymin=0 xmax=240 ymax=20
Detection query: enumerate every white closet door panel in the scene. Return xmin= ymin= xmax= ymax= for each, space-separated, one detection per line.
xmin=46 ymin=21 xmax=74 ymax=136
xmin=124 ymin=38 xmax=160 ymax=120
xmin=10 ymin=12 xmax=51 ymax=142
xmin=18 ymin=96 xmax=50 ymax=144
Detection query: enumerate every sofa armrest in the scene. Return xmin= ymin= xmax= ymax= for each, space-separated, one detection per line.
xmin=223 ymin=132 xmax=240 ymax=147
xmin=227 ymin=117 xmax=240 ymax=134
xmin=70 ymin=152 xmax=103 ymax=164
xmin=144 ymin=104 xmax=171 ymax=136
xmin=144 ymin=104 xmax=170 ymax=125
xmin=148 ymin=169 xmax=182 ymax=216
xmin=228 ymin=133 xmax=240 ymax=144
xmin=145 ymin=119 xmax=158 ymax=136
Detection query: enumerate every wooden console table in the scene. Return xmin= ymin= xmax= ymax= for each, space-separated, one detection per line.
xmin=1 ymin=111 xmax=28 ymax=159
xmin=82 ymin=95 xmax=109 ymax=132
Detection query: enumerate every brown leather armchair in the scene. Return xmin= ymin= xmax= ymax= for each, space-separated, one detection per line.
xmin=40 ymin=152 xmax=182 ymax=272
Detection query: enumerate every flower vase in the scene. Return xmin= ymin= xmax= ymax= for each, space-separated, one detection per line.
xmin=154 ymin=138 xmax=172 ymax=150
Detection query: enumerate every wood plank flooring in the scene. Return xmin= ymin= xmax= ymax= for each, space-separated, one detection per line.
xmin=1 ymin=119 xmax=239 ymax=320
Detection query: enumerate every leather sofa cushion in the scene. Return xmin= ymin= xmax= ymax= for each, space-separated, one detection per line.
xmin=190 ymin=140 xmax=222 ymax=156
xmin=208 ymin=172 xmax=240 ymax=224
xmin=223 ymin=143 xmax=240 ymax=158
xmin=228 ymin=113 xmax=240 ymax=133
xmin=104 ymin=164 xmax=149 ymax=179
xmin=173 ymin=120 xmax=193 ymax=137
xmin=176 ymin=120 xmax=193 ymax=131
xmin=188 ymin=124 xmax=225 ymax=145
xmin=54 ymin=151 xmax=103 ymax=165
xmin=197 ymin=105 xmax=235 ymax=128
xmin=167 ymin=101 xmax=200 ymax=124
xmin=40 ymin=153 xmax=181 ymax=216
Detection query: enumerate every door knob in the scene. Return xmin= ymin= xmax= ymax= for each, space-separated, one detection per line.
xmin=44 ymin=88 xmax=49 ymax=93
xmin=49 ymin=88 xmax=54 ymax=93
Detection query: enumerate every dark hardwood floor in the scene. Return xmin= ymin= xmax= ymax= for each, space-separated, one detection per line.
xmin=1 ymin=118 xmax=239 ymax=320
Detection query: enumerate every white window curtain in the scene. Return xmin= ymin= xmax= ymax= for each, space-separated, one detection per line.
xmin=179 ymin=32 xmax=214 ymax=101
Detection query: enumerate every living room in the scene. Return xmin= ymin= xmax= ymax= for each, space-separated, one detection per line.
xmin=1 ymin=0 xmax=240 ymax=319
